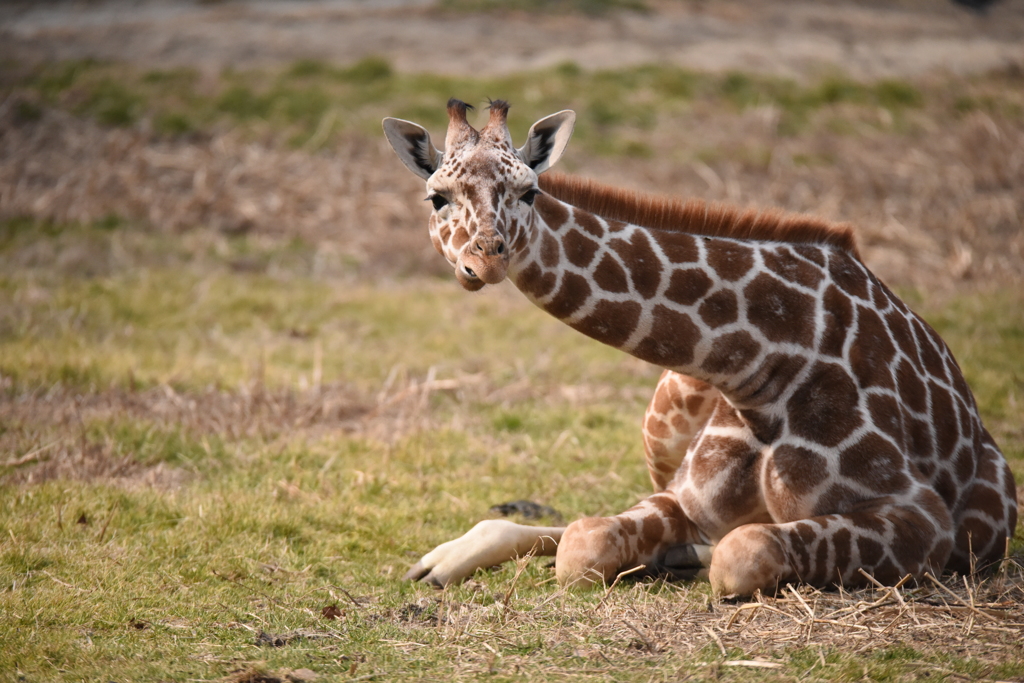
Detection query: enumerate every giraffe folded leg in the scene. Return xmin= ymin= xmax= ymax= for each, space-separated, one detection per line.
xmin=946 ymin=440 xmax=1018 ymax=574
xmin=555 ymin=491 xmax=706 ymax=588
xmin=404 ymin=520 xmax=564 ymax=587
xmin=709 ymin=489 xmax=955 ymax=598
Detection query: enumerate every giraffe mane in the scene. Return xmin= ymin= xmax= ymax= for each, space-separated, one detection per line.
xmin=538 ymin=173 xmax=860 ymax=259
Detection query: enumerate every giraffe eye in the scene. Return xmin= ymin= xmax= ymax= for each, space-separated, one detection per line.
xmin=429 ymin=195 xmax=449 ymax=211
xmin=519 ymin=189 xmax=539 ymax=206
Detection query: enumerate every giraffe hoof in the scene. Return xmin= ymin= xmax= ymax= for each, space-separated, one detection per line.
xmin=403 ymin=561 xmax=429 ymax=582
xmin=403 ymin=562 xmax=448 ymax=588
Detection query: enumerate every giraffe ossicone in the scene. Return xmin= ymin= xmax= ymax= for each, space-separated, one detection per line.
xmin=382 ymin=99 xmax=1018 ymax=597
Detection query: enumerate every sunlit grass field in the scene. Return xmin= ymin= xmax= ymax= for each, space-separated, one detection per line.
xmin=2 ymin=218 xmax=1023 ymax=681
xmin=12 ymin=54 xmax=1022 ymax=157
xmin=2 ymin=49 xmax=1024 ymax=681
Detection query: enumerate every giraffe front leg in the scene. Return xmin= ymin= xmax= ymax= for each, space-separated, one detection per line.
xmin=709 ymin=489 xmax=955 ymax=597
xmin=404 ymin=520 xmax=564 ymax=587
xmin=556 ymin=491 xmax=710 ymax=588
xmin=643 ymin=372 xmax=719 ymax=492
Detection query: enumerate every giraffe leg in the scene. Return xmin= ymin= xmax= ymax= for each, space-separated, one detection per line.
xmin=555 ymin=491 xmax=710 ymax=588
xmin=404 ymin=520 xmax=564 ymax=587
xmin=709 ymin=488 xmax=955 ymax=597
xmin=643 ymin=372 xmax=720 ymax=491
xmin=946 ymin=439 xmax=1019 ymax=574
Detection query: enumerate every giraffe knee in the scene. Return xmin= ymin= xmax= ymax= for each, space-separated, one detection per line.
xmin=555 ymin=517 xmax=622 ymax=589
xmin=709 ymin=525 xmax=791 ymax=598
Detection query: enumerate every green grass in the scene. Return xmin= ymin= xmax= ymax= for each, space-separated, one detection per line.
xmin=13 ymin=57 xmax=1019 ymax=159
xmin=3 ymin=53 xmax=1024 ymax=677
xmin=1 ymin=217 xmax=1023 ymax=680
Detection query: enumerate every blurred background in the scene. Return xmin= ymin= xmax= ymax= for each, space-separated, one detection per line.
xmin=2 ymin=0 xmax=1023 ymax=292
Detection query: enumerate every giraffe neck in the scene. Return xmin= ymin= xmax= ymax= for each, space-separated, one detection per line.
xmin=509 ymin=192 xmax=856 ymax=412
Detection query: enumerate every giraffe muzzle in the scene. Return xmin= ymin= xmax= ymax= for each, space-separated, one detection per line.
xmin=457 ymin=235 xmax=509 ymax=288
xmin=457 ymin=253 xmax=508 ymax=288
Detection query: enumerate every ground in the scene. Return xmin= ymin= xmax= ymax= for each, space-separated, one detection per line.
xmin=1 ymin=1 xmax=1023 ymax=681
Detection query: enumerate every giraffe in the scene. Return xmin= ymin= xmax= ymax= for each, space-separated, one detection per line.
xmin=381 ymin=99 xmax=1018 ymax=597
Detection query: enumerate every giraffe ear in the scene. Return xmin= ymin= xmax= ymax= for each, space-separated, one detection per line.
xmin=382 ymin=118 xmax=445 ymax=180
xmin=518 ymin=110 xmax=576 ymax=174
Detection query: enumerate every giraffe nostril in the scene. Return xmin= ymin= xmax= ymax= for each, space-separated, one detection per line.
xmin=496 ymin=242 xmax=505 ymax=254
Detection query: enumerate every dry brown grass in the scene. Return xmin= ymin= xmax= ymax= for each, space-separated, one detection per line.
xmin=0 ymin=366 xmax=652 ymax=487
xmin=337 ymin=561 xmax=1024 ymax=679
xmin=2 ymin=80 xmax=1022 ymax=293
xmin=0 ymin=103 xmax=442 ymax=279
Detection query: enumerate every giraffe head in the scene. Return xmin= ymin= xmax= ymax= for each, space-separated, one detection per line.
xmin=383 ymin=99 xmax=575 ymax=290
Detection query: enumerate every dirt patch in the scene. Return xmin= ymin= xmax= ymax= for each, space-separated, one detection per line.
xmin=0 ymin=381 xmax=371 ymax=486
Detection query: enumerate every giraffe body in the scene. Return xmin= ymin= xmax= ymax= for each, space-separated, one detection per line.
xmin=383 ymin=100 xmax=1017 ymax=596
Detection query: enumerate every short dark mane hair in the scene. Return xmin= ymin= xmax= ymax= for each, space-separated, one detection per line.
xmin=538 ymin=173 xmax=859 ymax=259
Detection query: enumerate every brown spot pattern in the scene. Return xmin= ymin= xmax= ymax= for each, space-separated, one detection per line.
xmin=820 ymin=285 xmax=854 ymax=358
xmin=699 ymin=289 xmax=739 ymax=328
xmin=792 ymin=244 xmax=827 ymax=267
xmin=839 ymin=433 xmax=910 ymax=494
xmin=930 ymin=383 xmax=958 ymax=461
xmin=843 ymin=436 xmax=909 ymax=493
xmin=633 ymin=305 xmax=699 ymax=367
xmin=773 ymin=444 xmax=828 ymax=495
xmin=703 ymin=330 xmax=762 ymax=375
xmin=787 ymin=362 xmax=862 ymax=447
xmin=544 ymin=273 xmax=591 ymax=319
xmin=707 ymin=240 xmax=754 ymax=281
xmin=651 ymin=231 xmax=700 ymax=264
xmin=745 ymin=273 xmax=816 ymax=346
xmin=563 ymin=229 xmax=600 ymax=269
xmin=665 ymin=268 xmax=712 ymax=307
xmin=868 ymin=393 xmax=904 ymax=443
xmin=731 ymin=352 xmax=807 ymax=405
xmin=827 ymin=252 xmax=869 ymax=300
xmin=886 ymin=312 xmax=919 ymax=366
xmin=849 ymin=307 xmax=897 ymax=389
xmin=895 ymin=358 xmax=928 ymax=414
xmin=610 ymin=231 xmax=661 ymax=298
xmin=541 ymin=232 xmax=560 ymax=268
xmin=574 ymin=300 xmax=643 ymax=349
xmin=535 ymin=193 xmax=568 ymax=230
xmin=913 ymin=318 xmax=947 ymax=379
xmin=815 ymin=483 xmax=861 ymax=515
xmin=593 ymin=254 xmax=630 ymax=294
xmin=573 ymin=207 xmax=604 ymax=237
xmin=856 ymin=536 xmax=885 ymax=566
xmin=515 ymin=262 xmax=557 ymax=299
xmin=763 ymin=247 xmax=824 ymax=289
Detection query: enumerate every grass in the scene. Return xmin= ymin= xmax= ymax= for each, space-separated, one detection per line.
xmin=9 ymin=56 xmax=1021 ymax=158
xmin=2 ymin=51 xmax=1024 ymax=680
xmin=2 ymin=217 xmax=1023 ymax=681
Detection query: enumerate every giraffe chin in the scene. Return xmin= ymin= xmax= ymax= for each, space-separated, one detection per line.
xmin=455 ymin=270 xmax=487 ymax=291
